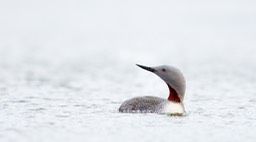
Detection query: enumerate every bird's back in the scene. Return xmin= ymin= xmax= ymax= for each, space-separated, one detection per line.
xmin=119 ymin=96 xmax=166 ymax=113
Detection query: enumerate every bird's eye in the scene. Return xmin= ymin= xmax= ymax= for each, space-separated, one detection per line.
xmin=162 ymin=68 xmax=166 ymax=72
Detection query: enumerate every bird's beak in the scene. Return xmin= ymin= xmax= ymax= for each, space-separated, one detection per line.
xmin=136 ymin=64 xmax=156 ymax=73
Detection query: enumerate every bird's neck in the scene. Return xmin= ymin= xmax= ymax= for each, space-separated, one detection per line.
xmin=167 ymin=84 xmax=181 ymax=103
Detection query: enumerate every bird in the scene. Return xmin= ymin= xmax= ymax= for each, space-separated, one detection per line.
xmin=119 ymin=64 xmax=186 ymax=116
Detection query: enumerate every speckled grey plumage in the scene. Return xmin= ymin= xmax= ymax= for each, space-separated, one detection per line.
xmin=118 ymin=96 xmax=166 ymax=113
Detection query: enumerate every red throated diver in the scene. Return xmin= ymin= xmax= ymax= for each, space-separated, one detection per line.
xmin=119 ymin=64 xmax=186 ymax=115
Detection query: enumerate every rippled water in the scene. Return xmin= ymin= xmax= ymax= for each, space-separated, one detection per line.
xmin=0 ymin=46 xmax=256 ymax=142
xmin=1 ymin=0 xmax=256 ymax=142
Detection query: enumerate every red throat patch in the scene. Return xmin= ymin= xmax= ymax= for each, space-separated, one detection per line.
xmin=167 ymin=84 xmax=181 ymax=103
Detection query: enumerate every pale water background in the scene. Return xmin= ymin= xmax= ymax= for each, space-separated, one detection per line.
xmin=0 ymin=0 xmax=256 ymax=142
